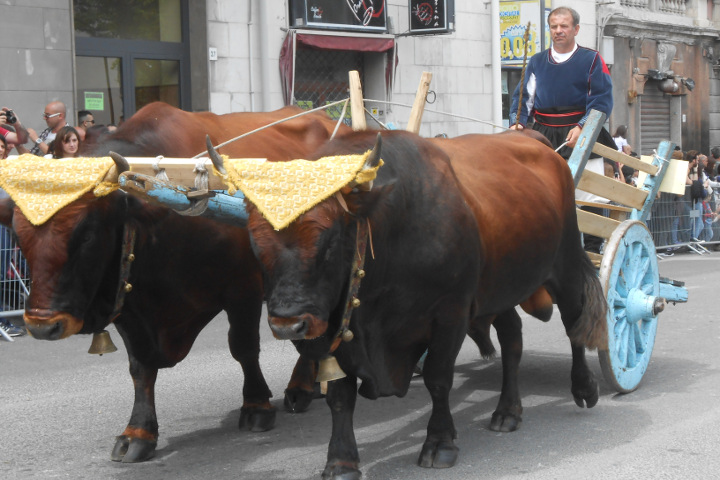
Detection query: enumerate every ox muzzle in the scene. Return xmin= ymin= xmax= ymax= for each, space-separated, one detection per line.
xmin=23 ymin=309 xmax=83 ymax=340
xmin=268 ymin=313 xmax=328 ymax=341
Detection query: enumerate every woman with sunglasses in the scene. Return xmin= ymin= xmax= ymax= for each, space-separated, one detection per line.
xmin=47 ymin=126 xmax=82 ymax=159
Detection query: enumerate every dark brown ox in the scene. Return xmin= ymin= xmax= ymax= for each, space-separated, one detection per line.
xmin=1 ymin=104 xmax=349 ymax=463
xmin=223 ymin=130 xmax=606 ymax=479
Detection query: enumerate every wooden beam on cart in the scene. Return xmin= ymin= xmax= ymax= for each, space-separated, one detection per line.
xmin=591 ymin=142 xmax=659 ymax=176
xmin=567 ymin=109 xmax=605 ymax=186
xmin=406 ymin=71 xmax=433 ymax=134
xmin=577 ymin=209 xmax=620 ymax=239
xmin=577 ymin=170 xmax=650 ymax=211
xmin=348 ymin=70 xmax=367 ymax=131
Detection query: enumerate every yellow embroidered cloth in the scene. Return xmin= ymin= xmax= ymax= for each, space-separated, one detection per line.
xmin=216 ymin=150 xmax=382 ymax=230
xmin=0 ymin=154 xmax=119 ymax=225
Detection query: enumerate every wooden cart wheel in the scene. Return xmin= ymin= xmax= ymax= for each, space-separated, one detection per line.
xmin=598 ymin=220 xmax=664 ymax=393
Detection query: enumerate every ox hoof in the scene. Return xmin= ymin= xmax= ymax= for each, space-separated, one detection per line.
xmin=283 ymin=386 xmax=320 ymax=413
xmin=238 ymin=405 xmax=276 ymax=432
xmin=572 ymin=381 xmax=600 ymax=409
xmin=489 ymin=411 xmax=522 ymax=432
xmin=417 ymin=439 xmax=458 ymax=469
xmin=111 ymin=435 xmax=157 ymax=463
xmin=321 ymin=461 xmax=361 ymax=480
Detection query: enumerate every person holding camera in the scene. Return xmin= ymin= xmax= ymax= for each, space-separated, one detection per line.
xmin=0 ymin=107 xmax=30 ymax=150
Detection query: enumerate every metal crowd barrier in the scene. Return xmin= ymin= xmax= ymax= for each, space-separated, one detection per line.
xmin=0 ymin=225 xmax=30 ymax=319
xmin=645 ymin=185 xmax=720 ymax=253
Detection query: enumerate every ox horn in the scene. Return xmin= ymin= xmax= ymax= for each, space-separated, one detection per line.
xmin=104 ymin=151 xmax=131 ymax=183
xmin=364 ymin=133 xmax=382 ymax=169
xmin=109 ymin=152 xmax=130 ymax=173
xmin=206 ymin=135 xmax=226 ymax=175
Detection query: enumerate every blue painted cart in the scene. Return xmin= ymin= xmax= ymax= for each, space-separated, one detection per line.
xmin=567 ymin=109 xmax=688 ymax=393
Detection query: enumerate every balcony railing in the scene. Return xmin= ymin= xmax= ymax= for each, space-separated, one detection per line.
xmin=619 ymin=0 xmax=688 ymax=15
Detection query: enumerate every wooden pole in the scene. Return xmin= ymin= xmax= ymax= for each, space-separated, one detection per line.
xmin=348 ymin=70 xmax=367 ymax=131
xmin=406 ymin=71 xmax=433 ymax=134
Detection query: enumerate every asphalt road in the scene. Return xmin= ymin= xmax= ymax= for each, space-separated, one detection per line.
xmin=0 ymin=252 xmax=718 ymax=480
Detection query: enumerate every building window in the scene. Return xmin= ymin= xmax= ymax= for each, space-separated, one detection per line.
xmin=74 ymin=0 xmax=189 ymax=125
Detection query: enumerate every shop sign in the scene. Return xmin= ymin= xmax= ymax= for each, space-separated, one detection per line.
xmin=289 ymin=0 xmax=387 ymax=32
xmin=84 ymin=92 xmax=104 ymax=111
xmin=409 ymin=0 xmax=454 ymax=34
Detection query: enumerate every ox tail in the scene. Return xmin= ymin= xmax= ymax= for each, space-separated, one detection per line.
xmin=568 ymin=253 xmax=608 ymax=351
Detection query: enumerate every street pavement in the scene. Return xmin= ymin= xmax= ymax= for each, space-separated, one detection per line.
xmin=0 ymin=252 xmax=718 ymax=480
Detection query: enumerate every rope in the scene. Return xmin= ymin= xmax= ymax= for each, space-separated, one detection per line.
xmin=514 ymin=22 xmax=532 ymax=129
xmin=330 ymin=99 xmax=349 ymax=140
xmin=363 ymin=98 xmax=507 ymax=131
xmin=152 ymin=155 xmax=170 ymax=182
xmin=193 ymin=160 xmax=209 ymax=191
xmin=363 ymin=106 xmax=390 ymax=130
xmin=193 ymin=98 xmax=350 ymax=159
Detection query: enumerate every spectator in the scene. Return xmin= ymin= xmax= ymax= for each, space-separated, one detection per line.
xmin=76 ymin=110 xmax=95 ymax=141
xmin=17 ymin=101 xmax=69 ymax=156
xmin=0 ymin=134 xmax=7 ymax=159
xmin=613 ymin=125 xmax=629 ymax=152
xmin=621 ymin=164 xmax=637 ymax=186
xmin=710 ymin=146 xmax=720 ymax=179
xmin=47 ymin=126 xmax=82 ymax=159
xmin=670 ymin=150 xmax=692 ymax=248
xmin=691 ymin=151 xmax=710 ymax=241
xmin=698 ymin=192 xmax=716 ymax=241
xmin=0 ymin=134 xmax=27 ymax=337
xmin=0 ymin=107 xmax=30 ymax=147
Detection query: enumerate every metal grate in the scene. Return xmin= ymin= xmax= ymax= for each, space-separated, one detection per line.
xmin=294 ymin=47 xmax=364 ymax=124
xmin=0 ymin=226 xmax=30 ymax=319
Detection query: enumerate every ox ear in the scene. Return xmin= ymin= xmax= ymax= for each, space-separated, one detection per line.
xmin=343 ymin=178 xmax=396 ymax=219
xmin=0 ymin=197 xmax=15 ymax=227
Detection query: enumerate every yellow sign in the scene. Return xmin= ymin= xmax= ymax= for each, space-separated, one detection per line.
xmin=500 ymin=0 xmax=542 ymax=66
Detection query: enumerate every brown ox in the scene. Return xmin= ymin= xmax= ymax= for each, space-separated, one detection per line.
xmin=82 ymin=101 xmax=345 ymax=159
xmin=217 ymin=130 xmax=606 ymax=478
xmin=1 ymin=103 xmax=349 ymax=463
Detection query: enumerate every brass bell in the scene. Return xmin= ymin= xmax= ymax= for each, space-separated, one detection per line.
xmin=124 ymin=283 xmax=133 ymax=293
xmin=127 ymin=253 xmax=135 ymax=262
xmin=88 ymin=330 xmax=118 ymax=355
xmin=356 ymin=269 xmax=365 ymax=278
xmin=351 ymin=297 xmax=361 ymax=308
xmin=316 ymin=355 xmax=346 ymax=383
xmin=341 ymin=329 xmax=354 ymax=342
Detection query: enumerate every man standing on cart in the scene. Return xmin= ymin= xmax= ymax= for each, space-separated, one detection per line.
xmin=509 ymin=6 xmax=616 ymax=253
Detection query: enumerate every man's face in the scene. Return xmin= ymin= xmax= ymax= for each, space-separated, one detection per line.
xmin=549 ymin=12 xmax=579 ymax=53
xmin=81 ymin=115 xmax=95 ymax=130
xmin=699 ymin=155 xmax=708 ymax=168
xmin=43 ymin=106 xmax=64 ymax=129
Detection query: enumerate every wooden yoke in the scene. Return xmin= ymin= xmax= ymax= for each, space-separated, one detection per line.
xmin=348 ymin=70 xmax=367 ymax=131
xmin=406 ymin=72 xmax=432 ymax=134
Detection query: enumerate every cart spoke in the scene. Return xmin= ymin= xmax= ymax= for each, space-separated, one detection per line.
xmin=618 ymin=323 xmax=629 ymax=366
xmin=626 ymin=328 xmax=637 ymax=368
xmin=634 ymin=321 xmax=646 ymax=354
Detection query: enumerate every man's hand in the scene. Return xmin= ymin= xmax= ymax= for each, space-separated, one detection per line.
xmin=509 ymin=123 xmax=524 ymax=130
xmin=565 ymin=125 xmax=582 ymax=148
